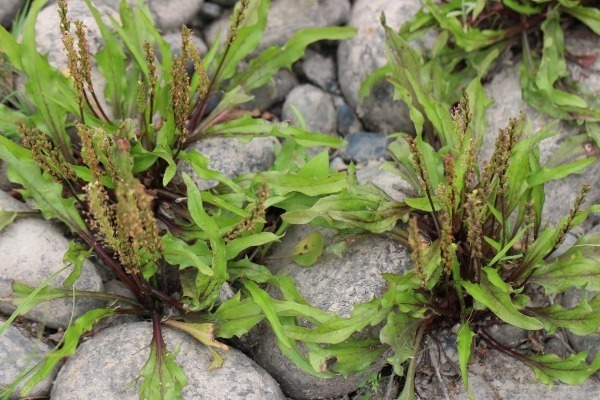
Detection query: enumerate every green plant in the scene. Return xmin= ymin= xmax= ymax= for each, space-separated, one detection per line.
xmin=0 ymin=0 xmax=405 ymax=399
xmin=283 ymin=15 xmax=600 ymax=399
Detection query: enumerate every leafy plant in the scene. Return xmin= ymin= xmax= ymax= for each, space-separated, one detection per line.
xmin=0 ymin=0 xmax=400 ymax=398
xmin=285 ymin=14 xmax=600 ymax=399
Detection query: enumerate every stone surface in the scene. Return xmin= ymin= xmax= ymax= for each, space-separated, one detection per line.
xmin=282 ymin=84 xmax=337 ymax=135
xmin=338 ymin=0 xmax=422 ymax=133
xmin=179 ymin=136 xmax=277 ymax=190
xmin=51 ymin=321 xmax=285 ymax=400
xmin=483 ymin=67 xmax=600 ymax=227
xmin=338 ymin=131 xmax=390 ymax=162
xmin=565 ymin=25 xmax=600 ymax=95
xmin=245 ymin=68 xmax=298 ymax=111
xmin=301 ymin=50 xmax=337 ymax=93
xmin=563 ymin=287 xmax=600 ymax=362
xmin=205 ymin=0 xmax=350 ymax=52
xmin=0 ymin=191 xmax=104 ymax=330
xmin=253 ymin=224 xmax=412 ymax=399
xmin=355 ymin=162 xmax=414 ymax=202
xmin=0 ymin=0 xmax=25 ymax=28
xmin=335 ymin=101 xmax=363 ymax=136
xmin=0 ymin=317 xmax=56 ymax=399
xmin=134 ymin=0 xmax=205 ymax=31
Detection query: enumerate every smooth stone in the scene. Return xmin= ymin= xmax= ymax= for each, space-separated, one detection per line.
xmin=179 ymin=136 xmax=277 ymax=190
xmin=51 ymin=321 xmax=285 ymax=400
xmin=254 ymin=224 xmax=413 ymax=399
xmin=282 ymin=84 xmax=337 ymax=135
xmin=162 ymin=31 xmax=208 ymax=58
xmin=205 ymin=0 xmax=350 ymax=53
xmin=336 ymin=102 xmax=363 ymax=136
xmin=338 ymin=131 xmax=390 ymax=162
xmin=130 ymin=0 xmax=205 ymax=31
xmin=207 ymin=0 xmax=237 ymax=7
xmin=337 ymin=0 xmax=422 ymax=133
xmin=0 ymin=317 xmax=56 ymax=399
xmin=483 ymin=67 xmax=600 ymax=227
xmin=199 ymin=2 xmax=222 ymax=20
xmin=0 ymin=191 xmax=104 ymax=330
xmin=301 ymin=50 xmax=338 ymax=93
xmin=0 ymin=0 xmax=25 ymax=28
xmin=565 ymin=25 xmax=600 ymax=94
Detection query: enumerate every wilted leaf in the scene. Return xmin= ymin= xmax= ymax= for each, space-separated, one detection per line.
xmin=292 ymin=231 xmax=324 ymax=267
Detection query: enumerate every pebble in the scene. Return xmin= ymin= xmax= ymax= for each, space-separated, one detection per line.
xmin=282 ymin=84 xmax=337 ymax=135
xmin=0 ymin=0 xmax=24 ymax=28
xmin=338 ymin=131 xmax=390 ymax=162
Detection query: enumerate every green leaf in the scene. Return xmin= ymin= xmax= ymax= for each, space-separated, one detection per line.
xmin=379 ymin=311 xmax=422 ymax=376
xmin=139 ymin=332 xmax=187 ymax=400
xmin=565 ymin=6 xmax=600 ymax=36
xmin=212 ymin=292 xmax=264 ymax=339
xmin=292 ymin=231 xmax=324 ymax=267
xmin=307 ymin=339 xmax=386 ymax=377
xmin=226 ymin=232 xmax=280 ymax=260
xmin=528 ymin=293 xmax=600 ymax=335
xmin=529 ymin=252 xmax=600 ymax=294
xmin=0 ymin=136 xmax=88 ymax=232
xmin=162 ymin=233 xmax=213 ymax=276
xmin=460 ymin=268 xmax=543 ymax=330
xmin=0 ymin=209 xmax=17 ymax=232
xmin=231 ymin=26 xmax=355 ymax=92
xmin=21 ymin=308 xmax=115 ymax=396
xmin=182 ymin=173 xmax=228 ymax=310
xmin=164 ymin=320 xmax=228 ymax=350
xmin=526 ymin=351 xmax=600 ymax=386
xmin=456 ymin=323 xmax=475 ymax=400
xmin=62 ymin=242 xmax=93 ymax=286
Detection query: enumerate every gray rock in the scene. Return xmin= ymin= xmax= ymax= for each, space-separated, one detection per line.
xmin=565 ymin=25 xmax=600 ymax=95
xmin=51 ymin=321 xmax=285 ymax=400
xmin=244 ymin=68 xmax=298 ymax=111
xmin=199 ymin=2 xmax=222 ymax=20
xmin=563 ymin=287 xmax=600 ymax=362
xmin=179 ymin=136 xmax=277 ymax=190
xmin=205 ymin=0 xmax=350 ymax=52
xmin=254 ymin=225 xmax=412 ymax=399
xmin=0 ymin=317 xmax=56 ymax=399
xmin=417 ymin=331 xmax=600 ymax=399
xmin=162 ymin=30 xmax=208 ymax=58
xmin=0 ymin=191 xmax=104 ymax=330
xmin=208 ymin=0 xmax=237 ymax=7
xmin=335 ymin=102 xmax=363 ymax=136
xmin=282 ymin=84 xmax=337 ymax=135
xmin=0 ymin=0 xmax=25 ymax=29
xmin=338 ymin=131 xmax=389 ymax=162
xmin=483 ymin=67 xmax=600 ymax=227
xmin=301 ymin=50 xmax=337 ymax=93
xmin=338 ymin=0 xmax=422 ymax=133
xmin=130 ymin=0 xmax=205 ymax=31
xmin=0 ymin=161 xmax=18 ymax=192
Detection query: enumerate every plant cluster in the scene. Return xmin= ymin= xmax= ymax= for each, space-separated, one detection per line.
xmin=1 ymin=0 xmax=600 ymax=399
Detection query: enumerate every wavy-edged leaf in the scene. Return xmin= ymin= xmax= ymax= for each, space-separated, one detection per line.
xmin=62 ymin=242 xmax=92 ymax=286
xmin=0 ymin=209 xmax=17 ymax=232
xmin=226 ymin=232 xmax=280 ymax=260
xmin=526 ymin=351 xmax=600 ymax=386
xmin=379 ymin=311 xmax=422 ymax=376
xmin=307 ymin=339 xmax=386 ymax=377
xmin=292 ymin=231 xmax=324 ymax=267
xmin=528 ymin=293 xmax=600 ymax=335
xmin=460 ymin=268 xmax=543 ymax=330
xmin=529 ymin=251 xmax=600 ymax=294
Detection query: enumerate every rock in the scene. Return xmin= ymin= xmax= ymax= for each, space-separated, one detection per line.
xmin=0 ymin=161 xmax=18 ymax=193
xmin=254 ymin=224 xmax=412 ymax=399
xmin=0 ymin=317 xmax=57 ymax=399
xmin=355 ymin=162 xmax=414 ymax=202
xmin=51 ymin=321 xmax=285 ymax=399
xmin=562 ymin=287 xmax=600 ymax=362
xmin=416 ymin=331 xmax=600 ymax=399
xmin=282 ymin=84 xmax=337 ymax=135
xmin=338 ymin=0 xmax=422 ymax=133
xmin=132 ymin=0 xmax=205 ymax=31
xmin=335 ymin=101 xmax=363 ymax=136
xmin=301 ymin=50 xmax=338 ymax=93
xmin=0 ymin=0 xmax=25 ymax=29
xmin=208 ymin=0 xmax=237 ymax=7
xmin=179 ymin=136 xmax=277 ymax=190
xmin=199 ymin=2 xmax=223 ymax=20
xmin=565 ymin=25 xmax=600 ymax=95
xmin=0 ymin=191 xmax=104 ymax=330
xmin=338 ymin=131 xmax=390 ymax=162
xmin=205 ymin=0 xmax=350 ymax=52
xmin=244 ymin=68 xmax=298 ymax=111
xmin=162 ymin=31 xmax=208 ymax=58
xmin=483 ymin=67 xmax=600 ymax=227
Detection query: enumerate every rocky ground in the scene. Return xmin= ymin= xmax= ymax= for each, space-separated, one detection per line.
xmin=1 ymin=0 xmax=600 ymax=399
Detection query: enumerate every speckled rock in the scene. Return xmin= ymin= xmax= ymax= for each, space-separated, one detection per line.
xmin=338 ymin=0 xmax=422 ymax=133
xmin=51 ymin=321 xmax=286 ymax=400
xmin=0 ymin=317 xmax=57 ymax=399
xmin=253 ymin=224 xmax=412 ymax=399
xmin=179 ymin=136 xmax=277 ymax=190
xmin=282 ymin=84 xmax=337 ymax=135
xmin=0 ymin=191 xmax=104 ymax=330
xmin=0 ymin=0 xmax=25 ymax=28
xmin=483 ymin=67 xmax=600 ymax=227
